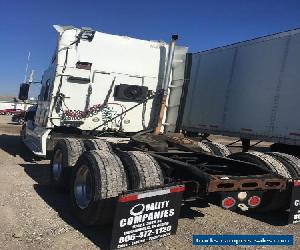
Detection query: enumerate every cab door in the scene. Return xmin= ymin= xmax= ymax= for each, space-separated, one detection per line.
xmin=35 ymin=65 xmax=56 ymax=127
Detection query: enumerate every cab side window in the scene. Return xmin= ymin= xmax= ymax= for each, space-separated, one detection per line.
xmin=25 ymin=110 xmax=36 ymax=121
xmin=25 ymin=106 xmax=37 ymax=130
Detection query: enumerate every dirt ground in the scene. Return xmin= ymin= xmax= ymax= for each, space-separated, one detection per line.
xmin=0 ymin=115 xmax=299 ymax=250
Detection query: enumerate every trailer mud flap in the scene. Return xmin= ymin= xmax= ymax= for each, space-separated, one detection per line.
xmin=288 ymin=180 xmax=300 ymax=224
xmin=110 ymin=185 xmax=184 ymax=249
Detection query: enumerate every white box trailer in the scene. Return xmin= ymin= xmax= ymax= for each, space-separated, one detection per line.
xmin=181 ymin=29 xmax=300 ymax=146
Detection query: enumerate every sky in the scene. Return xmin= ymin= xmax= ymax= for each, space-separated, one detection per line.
xmin=1 ymin=0 xmax=300 ymax=97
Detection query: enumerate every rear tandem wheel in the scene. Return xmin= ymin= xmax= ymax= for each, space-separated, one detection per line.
xmin=70 ymin=150 xmax=128 ymax=226
xmin=197 ymin=141 xmax=231 ymax=157
xmin=83 ymin=138 xmax=113 ymax=152
xmin=50 ymin=138 xmax=85 ymax=191
xmin=118 ymin=151 xmax=164 ymax=190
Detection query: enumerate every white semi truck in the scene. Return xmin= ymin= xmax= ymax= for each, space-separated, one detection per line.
xmin=19 ymin=25 xmax=300 ymax=248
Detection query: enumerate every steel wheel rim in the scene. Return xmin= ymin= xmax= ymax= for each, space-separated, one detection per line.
xmin=74 ymin=164 xmax=92 ymax=209
xmin=52 ymin=149 xmax=63 ymax=181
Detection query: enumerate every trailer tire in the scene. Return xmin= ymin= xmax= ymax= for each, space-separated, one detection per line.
xmin=267 ymin=152 xmax=300 ymax=178
xmin=228 ymin=151 xmax=291 ymax=212
xmin=119 ymin=151 xmax=164 ymax=190
xmin=50 ymin=138 xmax=85 ymax=190
xmin=198 ymin=141 xmax=231 ymax=157
xmin=83 ymin=139 xmax=112 ymax=152
xmin=229 ymin=151 xmax=291 ymax=178
xmin=70 ymin=150 xmax=127 ymax=226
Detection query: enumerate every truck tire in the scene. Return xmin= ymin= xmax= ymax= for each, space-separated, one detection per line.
xmin=83 ymin=139 xmax=112 ymax=152
xmin=267 ymin=152 xmax=300 ymax=178
xmin=196 ymin=142 xmax=212 ymax=154
xmin=50 ymin=138 xmax=85 ymax=190
xmin=197 ymin=141 xmax=231 ymax=157
xmin=228 ymin=151 xmax=290 ymax=212
xmin=70 ymin=150 xmax=128 ymax=226
xmin=119 ymin=151 xmax=164 ymax=190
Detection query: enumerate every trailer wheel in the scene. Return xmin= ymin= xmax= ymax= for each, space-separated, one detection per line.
xmin=229 ymin=151 xmax=291 ymax=178
xmin=83 ymin=139 xmax=112 ymax=152
xmin=50 ymin=138 xmax=85 ymax=190
xmin=228 ymin=151 xmax=291 ymax=212
xmin=197 ymin=141 xmax=231 ymax=157
xmin=267 ymin=152 xmax=300 ymax=178
xmin=119 ymin=151 xmax=164 ymax=189
xmin=70 ymin=150 xmax=127 ymax=226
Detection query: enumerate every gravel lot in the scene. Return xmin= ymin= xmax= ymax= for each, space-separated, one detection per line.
xmin=0 ymin=115 xmax=299 ymax=250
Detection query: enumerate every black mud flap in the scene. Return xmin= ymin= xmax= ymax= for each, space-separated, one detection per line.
xmin=288 ymin=180 xmax=300 ymax=224
xmin=110 ymin=184 xmax=184 ymax=249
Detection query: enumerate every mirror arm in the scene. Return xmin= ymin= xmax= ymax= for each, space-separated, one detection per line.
xmin=22 ymin=81 xmax=41 ymax=85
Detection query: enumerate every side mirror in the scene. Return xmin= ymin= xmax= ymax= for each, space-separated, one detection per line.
xmin=18 ymin=83 xmax=30 ymax=101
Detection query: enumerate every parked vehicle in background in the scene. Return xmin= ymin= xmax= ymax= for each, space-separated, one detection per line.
xmin=9 ymin=109 xmax=22 ymax=115
xmin=11 ymin=110 xmax=25 ymax=124
xmin=0 ymin=108 xmax=22 ymax=115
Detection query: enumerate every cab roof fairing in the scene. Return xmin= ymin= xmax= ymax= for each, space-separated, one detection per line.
xmin=51 ymin=25 xmax=188 ymax=85
xmin=53 ymin=24 xmax=170 ymax=50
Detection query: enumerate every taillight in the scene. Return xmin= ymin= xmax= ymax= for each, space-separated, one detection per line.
xmin=294 ymin=181 xmax=300 ymax=187
xmin=248 ymin=195 xmax=261 ymax=207
xmin=222 ymin=197 xmax=236 ymax=209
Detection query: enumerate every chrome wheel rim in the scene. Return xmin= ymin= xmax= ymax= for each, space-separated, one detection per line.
xmin=52 ymin=149 xmax=63 ymax=181
xmin=74 ymin=165 xmax=92 ymax=209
